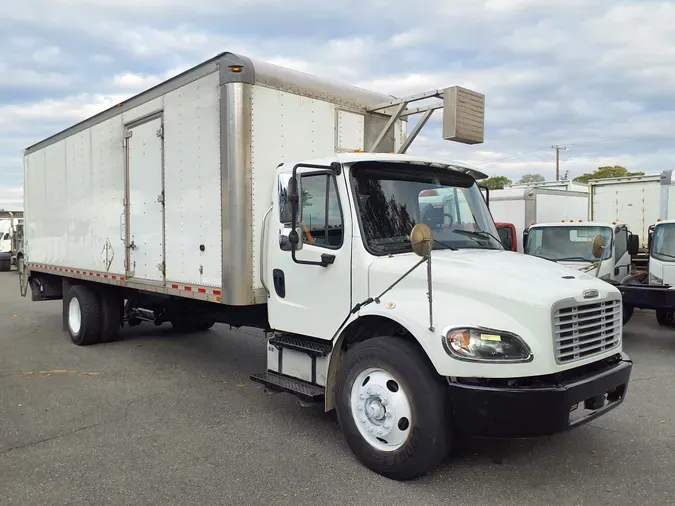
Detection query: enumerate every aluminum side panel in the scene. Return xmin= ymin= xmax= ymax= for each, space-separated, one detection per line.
xmin=249 ymin=84 xmax=335 ymax=291
xmin=164 ymin=71 xmax=222 ymax=287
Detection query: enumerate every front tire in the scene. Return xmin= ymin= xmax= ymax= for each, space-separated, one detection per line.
xmin=0 ymin=258 xmax=10 ymax=272
xmin=65 ymin=285 xmax=102 ymax=345
xmin=622 ymin=305 xmax=634 ymax=325
xmin=335 ymin=336 xmax=451 ymax=480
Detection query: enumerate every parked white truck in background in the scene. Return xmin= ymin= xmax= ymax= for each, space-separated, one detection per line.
xmin=509 ymin=179 xmax=588 ymax=193
xmin=523 ymin=221 xmax=640 ymax=323
xmin=21 ymin=52 xmax=632 ymax=480
xmin=489 ymin=187 xmax=588 ymax=252
xmin=0 ymin=219 xmax=12 ymax=271
xmin=589 ymin=170 xmax=675 ymax=267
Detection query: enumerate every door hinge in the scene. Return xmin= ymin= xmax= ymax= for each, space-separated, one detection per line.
xmin=157 ymin=191 xmax=165 ymax=205
xmin=125 ymin=130 xmax=133 ymax=139
xmin=156 ymin=126 xmax=164 ymax=139
xmin=157 ymin=261 xmax=166 ymax=275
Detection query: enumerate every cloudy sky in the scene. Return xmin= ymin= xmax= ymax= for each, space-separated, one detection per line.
xmin=1 ymin=0 xmax=673 ymax=209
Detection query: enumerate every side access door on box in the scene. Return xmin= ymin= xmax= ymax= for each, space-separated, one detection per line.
xmin=124 ymin=114 xmax=166 ymax=284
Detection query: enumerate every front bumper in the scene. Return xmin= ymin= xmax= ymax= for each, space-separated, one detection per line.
xmin=447 ymin=353 xmax=632 ymax=438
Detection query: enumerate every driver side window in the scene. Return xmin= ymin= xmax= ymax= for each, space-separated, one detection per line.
xmin=300 ymin=174 xmax=344 ymax=248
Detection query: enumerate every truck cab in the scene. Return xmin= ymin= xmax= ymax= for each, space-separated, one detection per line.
xmin=524 ymin=221 xmax=639 ymax=283
xmin=262 ymin=153 xmax=632 ymax=479
xmin=648 ymin=219 xmax=675 ymax=286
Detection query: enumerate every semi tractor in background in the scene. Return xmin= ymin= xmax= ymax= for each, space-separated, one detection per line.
xmin=19 ymin=51 xmax=632 ymax=480
xmin=489 ymin=187 xmax=588 ymax=252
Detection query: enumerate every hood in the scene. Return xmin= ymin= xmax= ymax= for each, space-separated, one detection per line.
xmin=368 ymin=249 xmax=615 ymax=309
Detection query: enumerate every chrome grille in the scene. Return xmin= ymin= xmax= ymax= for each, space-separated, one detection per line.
xmin=553 ymin=298 xmax=621 ymax=364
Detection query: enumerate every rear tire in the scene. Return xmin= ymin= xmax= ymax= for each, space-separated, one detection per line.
xmin=65 ymin=285 xmax=102 ymax=346
xmin=100 ymin=289 xmax=123 ymax=343
xmin=335 ymin=336 xmax=452 ymax=480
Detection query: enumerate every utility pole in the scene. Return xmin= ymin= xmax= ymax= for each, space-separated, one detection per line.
xmin=551 ymin=145 xmax=567 ymax=180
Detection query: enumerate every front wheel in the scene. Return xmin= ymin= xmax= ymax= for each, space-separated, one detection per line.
xmin=335 ymin=336 xmax=451 ymax=480
xmin=622 ymin=305 xmax=634 ymax=325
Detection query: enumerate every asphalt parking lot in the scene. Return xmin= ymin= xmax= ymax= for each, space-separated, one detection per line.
xmin=1 ymin=271 xmax=674 ymax=506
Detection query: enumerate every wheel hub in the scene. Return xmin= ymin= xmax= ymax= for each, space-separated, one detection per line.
xmin=350 ymin=367 xmax=412 ymax=451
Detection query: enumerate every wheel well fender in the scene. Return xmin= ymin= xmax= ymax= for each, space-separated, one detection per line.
xmin=324 ymin=314 xmax=434 ymax=412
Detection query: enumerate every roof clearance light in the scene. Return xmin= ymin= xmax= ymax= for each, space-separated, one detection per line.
xmin=561 ymin=219 xmax=565 ymax=222
xmin=612 ymin=221 xmax=617 ymax=225
xmin=230 ymin=65 xmax=243 ymax=73
xmin=657 ymin=218 xmax=662 ymax=222
xmin=531 ymin=221 xmax=535 ymax=225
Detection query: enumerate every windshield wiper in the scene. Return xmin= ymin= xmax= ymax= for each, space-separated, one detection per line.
xmin=433 ymin=238 xmax=458 ymax=251
xmin=452 ymin=229 xmax=504 ymax=250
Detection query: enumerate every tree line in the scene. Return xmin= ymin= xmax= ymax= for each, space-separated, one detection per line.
xmin=482 ymin=165 xmax=646 ymax=190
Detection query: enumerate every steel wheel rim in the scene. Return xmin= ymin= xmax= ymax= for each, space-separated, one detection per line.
xmin=68 ymin=297 xmax=82 ymax=335
xmin=349 ymin=367 xmax=412 ymax=452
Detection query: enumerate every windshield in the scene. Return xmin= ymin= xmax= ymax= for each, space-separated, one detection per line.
xmin=525 ymin=226 xmax=613 ymax=262
xmin=350 ymin=162 xmax=503 ymax=255
xmin=652 ymin=223 xmax=675 ymax=261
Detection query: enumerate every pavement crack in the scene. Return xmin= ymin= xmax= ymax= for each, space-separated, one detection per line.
xmin=0 ymin=399 xmax=137 ymax=456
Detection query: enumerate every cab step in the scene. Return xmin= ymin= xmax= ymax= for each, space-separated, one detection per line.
xmin=268 ymin=334 xmax=332 ymax=356
xmin=250 ymin=371 xmax=325 ymax=401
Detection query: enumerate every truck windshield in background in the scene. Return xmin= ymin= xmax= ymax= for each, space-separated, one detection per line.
xmin=651 ymin=223 xmax=675 ymax=261
xmin=525 ymin=226 xmax=613 ymax=262
xmin=350 ymin=163 xmax=503 ymax=255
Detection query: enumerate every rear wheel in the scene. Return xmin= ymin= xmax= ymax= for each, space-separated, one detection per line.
xmin=335 ymin=336 xmax=451 ymax=480
xmin=65 ymin=285 xmax=102 ymax=345
xmin=100 ymin=290 xmax=123 ymax=342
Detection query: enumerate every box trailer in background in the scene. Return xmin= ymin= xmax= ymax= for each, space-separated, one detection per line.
xmin=489 ymin=188 xmax=588 ymax=252
xmin=21 ymin=51 xmax=632 ymax=480
xmin=509 ymin=180 xmax=589 ymax=193
xmin=588 ymin=172 xmax=675 ymax=249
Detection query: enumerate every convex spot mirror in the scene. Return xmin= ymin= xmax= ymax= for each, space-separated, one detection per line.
xmin=411 ymin=223 xmax=434 ymax=257
xmin=592 ymin=235 xmax=606 ymax=259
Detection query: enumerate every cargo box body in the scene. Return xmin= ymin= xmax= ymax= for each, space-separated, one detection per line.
xmin=23 ymin=52 xmax=406 ymax=306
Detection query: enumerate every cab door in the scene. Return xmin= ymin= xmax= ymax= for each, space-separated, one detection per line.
xmin=265 ymin=165 xmax=352 ymax=339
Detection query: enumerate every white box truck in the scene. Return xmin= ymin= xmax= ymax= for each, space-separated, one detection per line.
xmin=21 ymin=51 xmax=632 ymax=480
xmin=488 ymin=188 xmax=588 ymax=252
xmin=509 ymin=180 xmax=589 ymax=193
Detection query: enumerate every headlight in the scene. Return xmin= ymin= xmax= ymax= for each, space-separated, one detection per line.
xmin=442 ymin=327 xmax=533 ymax=363
xmin=649 ymin=273 xmax=663 ymax=285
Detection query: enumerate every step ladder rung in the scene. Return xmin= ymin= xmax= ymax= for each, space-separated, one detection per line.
xmin=250 ymin=372 xmax=325 ymax=401
xmin=269 ymin=334 xmax=332 ymax=357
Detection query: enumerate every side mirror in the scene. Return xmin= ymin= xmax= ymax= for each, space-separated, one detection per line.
xmin=410 ymin=223 xmax=433 ymax=257
xmin=592 ymin=235 xmax=606 ymax=259
xmin=278 ymin=175 xmax=303 ymax=252
xmin=628 ymin=233 xmax=639 ymax=256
